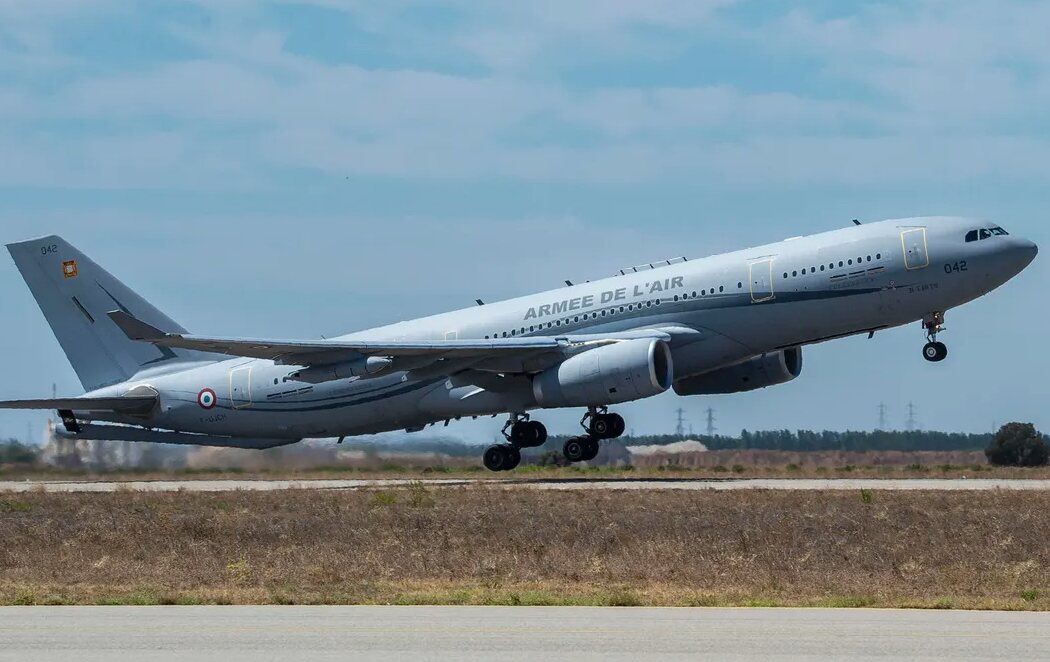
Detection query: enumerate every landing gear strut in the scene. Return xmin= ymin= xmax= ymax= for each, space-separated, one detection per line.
xmin=483 ymin=414 xmax=549 ymax=472
xmin=922 ymin=312 xmax=949 ymax=363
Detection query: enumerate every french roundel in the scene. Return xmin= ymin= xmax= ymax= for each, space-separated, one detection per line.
xmin=197 ymin=388 xmax=218 ymax=410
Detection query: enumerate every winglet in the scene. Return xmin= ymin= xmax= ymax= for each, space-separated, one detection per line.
xmin=108 ymin=310 xmax=168 ymax=341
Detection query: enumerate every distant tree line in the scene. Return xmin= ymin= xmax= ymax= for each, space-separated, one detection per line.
xmin=598 ymin=430 xmax=998 ymax=453
xmin=0 ymin=439 xmax=39 ymax=464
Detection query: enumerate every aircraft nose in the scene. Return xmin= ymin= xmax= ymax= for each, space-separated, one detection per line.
xmin=1017 ymin=238 xmax=1038 ymax=262
xmin=1007 ymin=237 xmax=1038 ymax=272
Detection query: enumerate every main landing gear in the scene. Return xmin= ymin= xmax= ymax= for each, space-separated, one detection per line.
xmin=483 ymin=414 xmax=549 ymax=472
xmin=562 ymin=408 xmax=627 ymax=464
xmin=481 ymin=408 xmax=629 ymax=472
xmin=922 ymin=312 xmax=949 ymax=363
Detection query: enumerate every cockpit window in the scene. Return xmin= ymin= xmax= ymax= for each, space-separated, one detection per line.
xmin=966 ymin=227 xmax=1010 ymax=242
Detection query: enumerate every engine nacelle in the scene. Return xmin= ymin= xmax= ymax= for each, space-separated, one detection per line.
xmin=533 ymin=339 xmax=674 ymax=408
xmin=672 ymin=348 xmax=803 ymax=396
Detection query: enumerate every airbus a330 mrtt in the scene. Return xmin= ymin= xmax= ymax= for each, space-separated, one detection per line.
xmin=1 ymin=217 xmax=1037 ymax=471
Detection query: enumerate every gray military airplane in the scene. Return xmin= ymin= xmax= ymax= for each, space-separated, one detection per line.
xmin=1 ymin=217 xmax=1038 ymax=471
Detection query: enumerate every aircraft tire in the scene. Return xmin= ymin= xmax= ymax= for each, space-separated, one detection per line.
xmin=511 ymin=421 xmax=547 ymax=448
xmin=590 ymin=415 xmax=612 ymax=438
xmin=563 ymin=437 xmax=589 ymax=463
xmin=505 ymin=446 xmax=521 ymax=471
xmin=923 ymin=342 xmax=948 ymax=363
xmin=582 ymin=437 xmax=600 ymax=462
xmin=483 ymin=445 xmax=510 ymax=472
xmin=528 ymin=421 xmax=548 ymax=447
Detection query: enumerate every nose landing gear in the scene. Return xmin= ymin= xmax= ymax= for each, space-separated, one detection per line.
xmin=922 ymin=312 xmax=949 ymax=363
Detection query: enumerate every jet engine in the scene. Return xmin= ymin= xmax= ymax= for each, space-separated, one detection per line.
xmin=532 ymin=339 xmax=674 ymax=408
xmin=672 ymin=348 xmax=803 ymax=396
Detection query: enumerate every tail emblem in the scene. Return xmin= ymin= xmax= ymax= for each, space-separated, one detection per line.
xmin=62 ymin=260 xmax=78 ymax=279
xmin=197 ymin=388 xmax=217 ymax=410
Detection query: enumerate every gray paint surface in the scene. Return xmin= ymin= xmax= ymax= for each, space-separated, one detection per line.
xmin=1 ymin=607 xmax=1048 ymax=662
xmin=3 ymin=477 xmax=1050 ymax=494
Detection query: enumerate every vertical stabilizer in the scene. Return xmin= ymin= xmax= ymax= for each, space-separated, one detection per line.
xmin=6 ymin=235 xmax=197 ymax=391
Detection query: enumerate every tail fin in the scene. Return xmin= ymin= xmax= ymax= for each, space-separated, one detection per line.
xmin=6 ymin=235 xmax=197 ymax=391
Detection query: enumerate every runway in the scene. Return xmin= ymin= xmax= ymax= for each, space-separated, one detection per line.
xmin=1 ymin=606 xmax=1048 ymax=661
xmin=2 ymin=477 xmax=1050 ymax=493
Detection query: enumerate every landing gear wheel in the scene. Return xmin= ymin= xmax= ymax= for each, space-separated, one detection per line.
xmin=483 ymin=445 xmax=520 ymax=472
xmin=588 ymin=413 xmax=626 ymax=440
xmin=510 ymin=421 xmax=548 ymax=448
xmin=582 ymin=437 xmax=600 ymax=462
xmin=505 ymin=416 xmax=548 ymax=448
xmin=504 ymin=446 xmax=521 ymax=471
xmin=923 ymin=341 xmax=948 ymax=363
xmin=590 ymin=415 xmax=613 ymax=439
xmin=563 ymin=437 xmax=589 ymax=463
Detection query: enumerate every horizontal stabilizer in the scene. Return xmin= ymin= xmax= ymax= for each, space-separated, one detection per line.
xmin=108 ymin=310 xmax=166 ymax=341
xmin=0 ymin=396 xmax=158 ymax=415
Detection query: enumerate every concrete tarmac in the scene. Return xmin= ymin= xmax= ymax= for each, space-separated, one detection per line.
xmin=1 ymin=606 xmax=1048 ymax=661
xmin=2 ymin=477 xmax=1050 ymax=493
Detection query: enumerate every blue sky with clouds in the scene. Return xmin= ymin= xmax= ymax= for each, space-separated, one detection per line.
xmin=1 ymin=0 xmax=1048 ymax=443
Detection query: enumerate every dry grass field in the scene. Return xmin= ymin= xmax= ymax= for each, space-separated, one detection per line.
xmin=2 ymin=487 xmax=1049 ymax=609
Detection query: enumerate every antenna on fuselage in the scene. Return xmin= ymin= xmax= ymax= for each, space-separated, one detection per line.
xmin=852 ymin=219 xmax=862 ymax=226
xmin=475 ymin=299 xmax=485 ymax=306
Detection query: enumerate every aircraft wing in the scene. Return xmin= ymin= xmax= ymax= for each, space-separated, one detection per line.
xmin=109 ymin=311 xmax=670 ymax=366
xmin=0 ymin=396 xmax=158 ymax=415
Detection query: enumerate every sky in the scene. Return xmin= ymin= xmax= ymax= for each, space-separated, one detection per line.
xmin=1 ymin=0 xmax=1048 ymax=444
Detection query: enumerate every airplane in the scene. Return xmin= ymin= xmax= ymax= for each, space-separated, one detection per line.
xmin=0 ymin=216 xmax=1038 ymax=472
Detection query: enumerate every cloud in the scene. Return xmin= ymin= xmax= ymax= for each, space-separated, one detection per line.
xmin=1 ymin=1 xmax=1049 ymax=190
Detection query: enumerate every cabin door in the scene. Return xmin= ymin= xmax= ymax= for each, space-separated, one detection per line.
xmin=229 ymin=366 xmax=253 ymax=409
xmin=749 ymin=259 xmax=775 ymax=303
xmin=902 ymin=228 xmax=930 ymax=271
